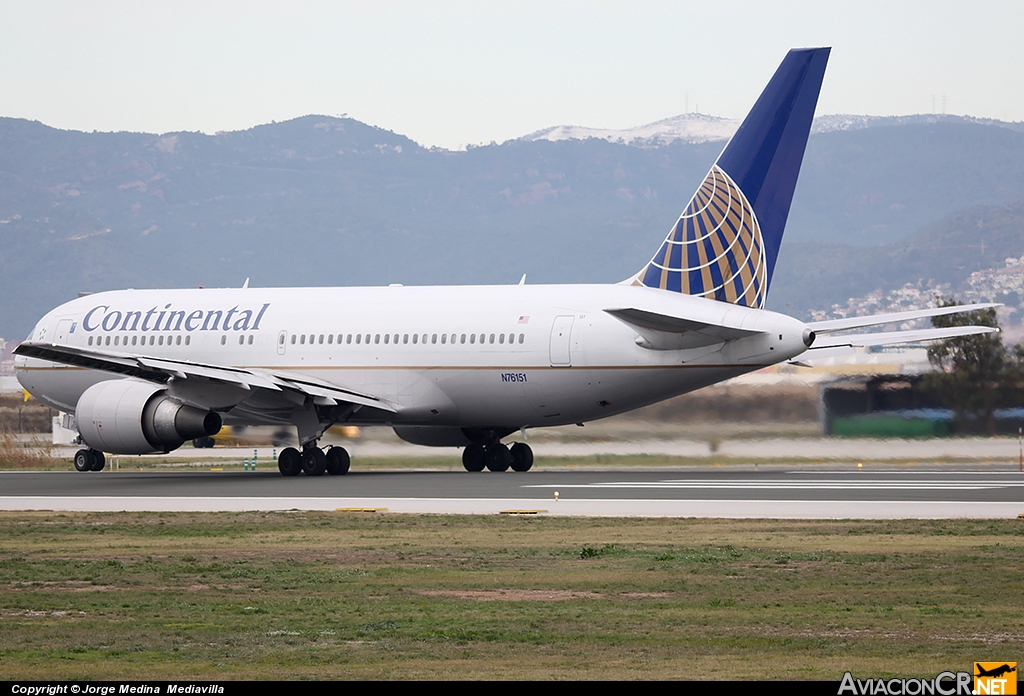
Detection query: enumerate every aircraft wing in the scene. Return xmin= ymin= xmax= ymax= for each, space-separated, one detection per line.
xmin=14 ymin=341 xmax=396 ymax=413
xmin=604 ymin=307 xmax=761 ymax=349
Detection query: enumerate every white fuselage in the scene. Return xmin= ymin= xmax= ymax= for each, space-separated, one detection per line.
xmin=16 ymin=283 xmax=810 ymax=432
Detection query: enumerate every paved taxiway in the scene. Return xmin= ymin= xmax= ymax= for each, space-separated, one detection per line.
xmin=2 ymin=467 xmax=1023 ymax=518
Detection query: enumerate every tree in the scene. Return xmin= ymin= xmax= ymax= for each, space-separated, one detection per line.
xmin=924 ymin=299 xmax=1007 ymax=434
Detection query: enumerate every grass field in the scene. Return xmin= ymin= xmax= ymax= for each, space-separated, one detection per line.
xmin=0 ymin=512 xmax=1021 ymax=680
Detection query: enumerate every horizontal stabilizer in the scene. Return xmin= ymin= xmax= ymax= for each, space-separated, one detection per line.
xmin=809 ymin=325 xmax=997 ymax=349
xmin=807 ymin=303 xmax=999 ymax=333
xmin=605 ymin=307 xmax=761 ymax=350
xmin=787 ymin=345 xmax=856 ymax=366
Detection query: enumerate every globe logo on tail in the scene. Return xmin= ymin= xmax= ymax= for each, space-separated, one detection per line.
xmin=636 ymin=164 xmax=766 ymax=308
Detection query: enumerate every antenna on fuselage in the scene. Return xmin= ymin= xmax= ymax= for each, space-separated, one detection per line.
xmin=518 ymin=274 xmax=526 ymax=286
xmin=242 ymin=277 xmax=250 ymax=289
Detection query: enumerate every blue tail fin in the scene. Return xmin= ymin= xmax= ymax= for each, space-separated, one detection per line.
xmin=634 ymin=47 xmax=830 ymax=307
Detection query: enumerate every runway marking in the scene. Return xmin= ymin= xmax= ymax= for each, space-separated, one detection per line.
xmin=523 ymin=478 xmax=1024 ymax=491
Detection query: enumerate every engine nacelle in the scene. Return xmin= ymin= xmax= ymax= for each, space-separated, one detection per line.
xmin=76 ymin=380 xmax=222 ymax=454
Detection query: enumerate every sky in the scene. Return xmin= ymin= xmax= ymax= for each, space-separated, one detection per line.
xmin=2 ymin=0 xmax=1023 ymax=150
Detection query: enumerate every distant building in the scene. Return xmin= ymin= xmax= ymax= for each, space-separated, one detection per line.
xmin=0 ymin=337 xmax=14 ymax=378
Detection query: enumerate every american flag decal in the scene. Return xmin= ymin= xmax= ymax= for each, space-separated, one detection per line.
xmin=518 ymin=316 xmax=530 ymax=324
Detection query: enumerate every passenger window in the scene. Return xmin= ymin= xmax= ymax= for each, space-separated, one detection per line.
xmin=356 ymin=334 xmax=362 ymax=344
xmin=403 ymin=334 xmax=409 ymax=344
xmin=185 ymin=336 xmax=191 ymax=346
xmin=328 ymin=334 xmax=333 ymax=344
xmin=159 ymin=336 xmax=164 ymax=346
xmin=384 ymin=334 xmax=390 ymax=344
xmin=177 ymin=335 xmax=182 ymax=345
xmin=132 ymin=336 xmax=138 ymax=346
xmin=290 ymin=334 xmax=296 ymax=345
xmin=498 ymin=334 xmax=505 ymax=344
xmin=114 ymin=336 xmax=120 ymax=346
xmin=238 ymin=335 xmax=244 ymax=345
xmin=220 ymin=335 xmax=225 ymax=345
xmin=345 ymin=334 xmax=351 ymax=344
xmin=519 ymin=333 xmax=525 ymax=343
xmin=300 ymin=334 xmax=306 ymax=345
xmin=279 ymin=334 xmax=285 ymax=345
xmin=441 ymin=334 xmax=447 ymax=344
xmin=319 ymin=334 xmax=324 ymax=344
xmin=432 ymin=334 xmax=437 ymax=344
xmin=460 ymin=334 xmax=466 ymax=344
xmin=374 ymin=334 xmax=380 ymax=344
xmin=469 ymin=334 xmax=475 ymax=344
xmin=489 ymin=333 xmax=495 ymax=344
xmin=412 ymin=334 xmax=417 ymax=344
xmin=88 ymin=336 xmax=93 ymax=345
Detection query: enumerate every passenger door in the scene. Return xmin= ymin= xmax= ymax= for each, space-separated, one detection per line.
xmin=549 ymin=315 xmax=574 ymax=367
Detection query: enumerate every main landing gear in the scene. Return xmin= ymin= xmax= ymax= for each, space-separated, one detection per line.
xmin=278 ymin=444 xmax=350 ymax=477
xmin=462 ymin=442 xmax=533 ymax=473
xmin=73 ymin=448 xmax=106 ymax=472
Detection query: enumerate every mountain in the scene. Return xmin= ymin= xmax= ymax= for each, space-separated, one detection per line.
xmin=786 ymin=122 xmax=1024 ymax=245
xmin=520 ymin=113 xmax=740 ymax=147
xmin=2 ymin=114 xmax=1024 ymax=342
xmin=519 ymin=112 xmax=1024 ymax=148
xmin=769 ymin=202 xmax=1024 ymax=322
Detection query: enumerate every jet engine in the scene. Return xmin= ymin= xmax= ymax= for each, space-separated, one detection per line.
xmin=76 ymin=379 xmax=222 ymax=454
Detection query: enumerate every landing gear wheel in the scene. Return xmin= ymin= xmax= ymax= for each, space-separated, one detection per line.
xmin=75 ymin=449 xmax=105 ymax=472
xmin=278 ymin=447 xmax=301 ymax=477
xmin=89 ymin=450 xmax=106 ymax=471
xmin=462 ymin=444 xmax=486 ymax=472
xmin=510 ymin=442 xmax=534 ymax=472
xmin=301 ymin=447 xmax=327 ymax=476
xmin=485 ymin=443 xmax=512 ymax=472
xmin=326 ymin=446 xmax=350 ymax=475
xmin=74 ymin=449 xmax=91 ymax=472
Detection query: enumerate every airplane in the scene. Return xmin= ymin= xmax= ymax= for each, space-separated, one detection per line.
xmin=975 ymin=664 xmax=1016 ymax=679
xmin=13 ymin=47 xmax=998 ymax=477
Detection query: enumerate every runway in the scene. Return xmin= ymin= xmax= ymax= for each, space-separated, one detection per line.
xmin=2 ymin=467 xmax=1023 ymax=518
